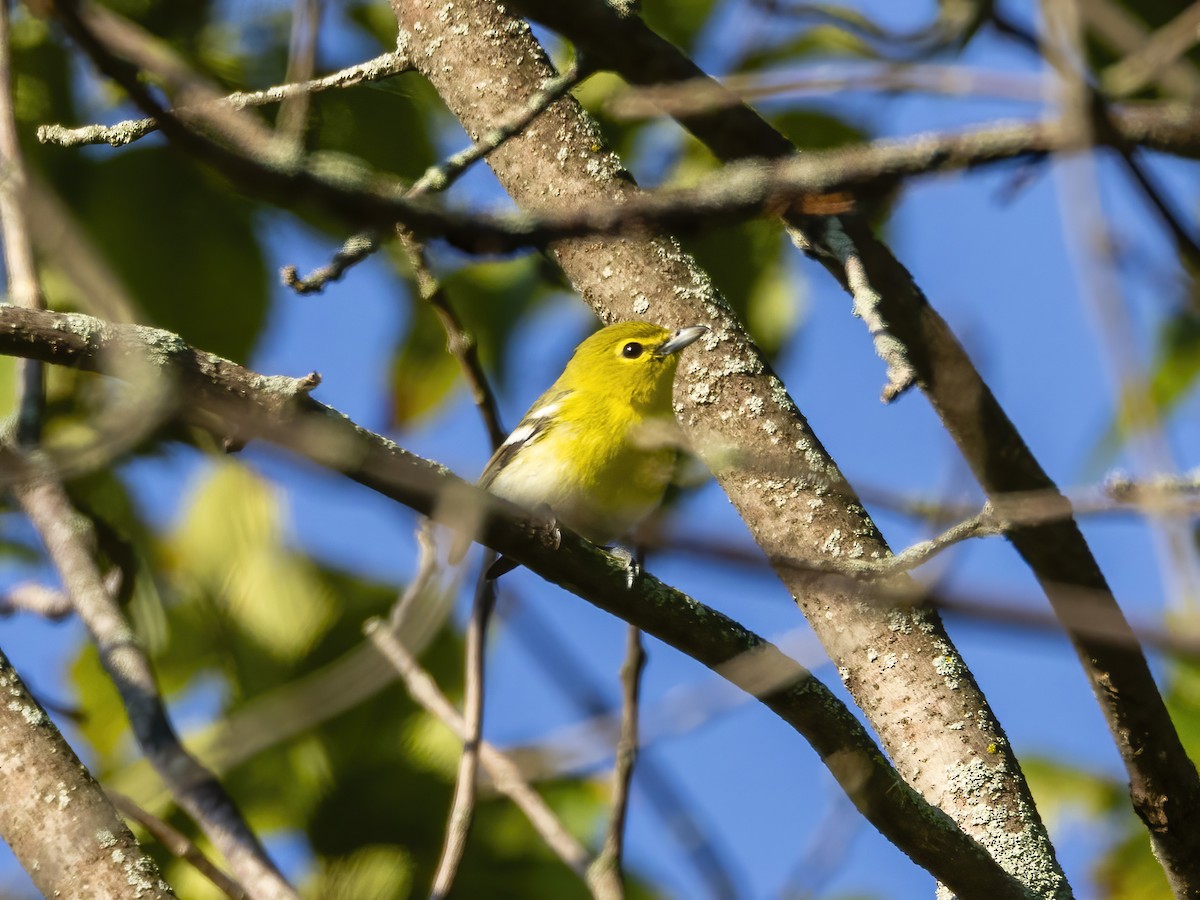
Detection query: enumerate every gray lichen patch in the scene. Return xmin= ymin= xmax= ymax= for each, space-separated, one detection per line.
xmin=944 ymin=757 xmax=1070 ymax=898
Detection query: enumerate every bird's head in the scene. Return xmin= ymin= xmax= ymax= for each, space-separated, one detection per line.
xmin=559 ymin=321 xmax=708 ymax=410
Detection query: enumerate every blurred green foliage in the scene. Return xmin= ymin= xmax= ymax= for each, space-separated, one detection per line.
xmin=7 ymin=0 xmax=1195 ymax=896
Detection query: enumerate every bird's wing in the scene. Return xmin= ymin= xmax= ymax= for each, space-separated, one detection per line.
xmin=479 ymin=389 xmax=572 ymax=488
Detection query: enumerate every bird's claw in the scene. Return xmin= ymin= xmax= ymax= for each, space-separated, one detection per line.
xmin=534 ymin=503 xmax=562 ymax=551
xmin=609 ymin=547 xmax=641 ymax=589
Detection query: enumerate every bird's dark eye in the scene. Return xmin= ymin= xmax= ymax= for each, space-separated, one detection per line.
xmin=622 ymin=342 xmax=644 ymax=359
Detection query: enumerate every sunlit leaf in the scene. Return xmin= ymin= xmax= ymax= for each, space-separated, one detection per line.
xmin=74 ymin=147 xmax=269 ymax=362
xmin=166 ymin=459 xmax=335 ymax=661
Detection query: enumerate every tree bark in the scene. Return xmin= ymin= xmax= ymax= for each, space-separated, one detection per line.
xmin=388 ymin=0 xmax=1068 ymax=895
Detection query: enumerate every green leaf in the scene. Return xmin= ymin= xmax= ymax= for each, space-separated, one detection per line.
xmin=167 ymin=459 xmax=336 ymax=661
xmin=74 ymin=147 xmax=269 ymax=362
xmin=1088 ymin=310 xmax=1200 ymax=472
xmin=643 ymin=0 xmax=723 ymax=53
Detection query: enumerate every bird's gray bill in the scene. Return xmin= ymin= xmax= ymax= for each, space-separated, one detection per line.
xmin=655 ymin=325 xmax=709 ymax=357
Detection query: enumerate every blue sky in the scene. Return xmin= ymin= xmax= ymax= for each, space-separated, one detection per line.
xmin=2 ymin=0 xmax=1199 ymax=897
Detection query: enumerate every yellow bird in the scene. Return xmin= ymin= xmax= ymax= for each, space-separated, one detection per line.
xmin=458 ymin=321 xmax=708 ymax=575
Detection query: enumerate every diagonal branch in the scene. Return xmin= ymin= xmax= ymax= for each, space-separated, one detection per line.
xmin=0 ymin=303 xmax=1029 ymax=899
xmin=15 ymin=478 xmax=299 ymax=900
xmin=37 ymin=49 xmax=411 ymax=148
xmin=388 ymin=1 xmax=1067 ymax=895
xmin=587 ymin=625 xmax=645 ymax=900
xmin=501 ymin=0 xmax=1200 ymax=888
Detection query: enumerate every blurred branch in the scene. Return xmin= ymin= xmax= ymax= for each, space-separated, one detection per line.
xmin=0 ymin=581 xmax=77 ymax=620
xmin=282 ymin=60 xmax=584 ymax=293
xmin=507 ymin=604 xmax=743 ymax=898
xmin=1086 ymin=0 xmax=1200 ymax=98
xmin=587 ymin=625 xmax=645 ymax=900
xmin=15 ymin=478 xmax=299 ymax=900
xmin=397 ymin=232 xmax=506 ymax=447
xmin=501 ymin=0 xmax=1199 ymax=885
xmin=430 ymin=564 xmax=497 ymax=899
xmin=110 ymin=793 xmax=247 ymax=900
xmin=0 ymin=303 xmax=1028 ymax=899
xmin=652 ymin=531 xmax=1200 ymax=659
xmin=364 ymin=617 xmax=598 ymax=888
xmin=748 ymin=0 xmax=991 ymax=55
xmin=0 ymin=0 xmax=45 ymax=446
xmin=37 ymin=48 xmax=411 ymax=148
xmin=275 ymin=0 xmax=321 ymax=147
xmin=610 ymin=64 xmax=1045 ymax=117
xmin=1101 ymin=1 xmax=1200 ymax=98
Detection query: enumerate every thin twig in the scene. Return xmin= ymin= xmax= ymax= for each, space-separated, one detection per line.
xmin=110 ymin=793 xmax=247 ymax=900
xmin=0 ymin=581 xmax=75 ymax=620
xmin=37 ymin=49 xmax=411 ymax=148
xmin=587 ymin=625 xmax=645 ymax=900
xmin=16 ymin=479 xmax=299 ymax=900
xmin=364 ymin=618 xmax=597 ymax=885
xmin=275 ymin=0 xmax=321 ymax=146
xmin=0 ymin=0 xmax=45 ymax=445
xmin=507 ymin=605 xmax=743 ymax=898
xmin=411 ymin=59 xmax=583 ymax=198
xmin=429 ymin=560 xmax=497 ymax=899
xmin=284 ymin=60 xmax=584 ymax=293
xmin=398 ymin=231 xmax=507 ymax=447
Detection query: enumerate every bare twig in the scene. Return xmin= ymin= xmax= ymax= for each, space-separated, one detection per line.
xmin=410 ymin=59 xmax=584 ymax=198
xmin=110 ymin=793 xmax=247 ymax=900
xmin=37 ymin=49 xmax=411 ymax=148
xmin=587 ymin=625 xmax=645 ymax=900
xmin=364 ymin=618 xmax=597 ymax=884
xmin=280 ymin=232 xmax=380 ymax=295
xmin=430 ymin=562 xmax=497 ymax=899
xmin=283 ymin=60 xmax=584 ymax=293
xmin=398 ymin=232 xmax=506 ymax=446
xmin=0 ymin=581 xmax=75 ymax=619
xmin=16 ymin=479 xmax=299 ymax=900
xmin=0 ymin=303 xmax=1031 ymax=898
xmin=0 ymin=0 xmax=45 ymax=445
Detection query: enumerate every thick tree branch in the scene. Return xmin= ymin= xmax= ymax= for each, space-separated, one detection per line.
xmin=0 ymin=644 xmax=173 ymax=897
xmin=0 ymin=303 xmax=1029 ymax=898
xmin=503 ymin=0 xmax=1200 ymax=887
xmin=15 ymin=478 xmax=299 ymax=900
xmin=389 ymin=1 xmax=1066 ymax=894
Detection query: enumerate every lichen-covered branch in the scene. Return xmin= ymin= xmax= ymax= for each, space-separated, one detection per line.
xmin=0 ymin=303 xmax=1029 ymax=897
xmin=389 ymin=0 xmax=1067 ymax=894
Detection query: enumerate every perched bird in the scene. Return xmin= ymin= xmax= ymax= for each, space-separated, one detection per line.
xmin=456 ymin=320 xmax=708 ymax=576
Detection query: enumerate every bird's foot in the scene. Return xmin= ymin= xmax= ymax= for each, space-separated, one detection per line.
xmin=534 ymin=503 xmax=562 ymax=551
xmin=608 ymin=546 xmax=641 ymax=590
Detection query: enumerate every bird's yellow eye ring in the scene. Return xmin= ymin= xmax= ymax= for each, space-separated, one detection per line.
xmin=621 ymin=342 xmax=644 ymax=359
